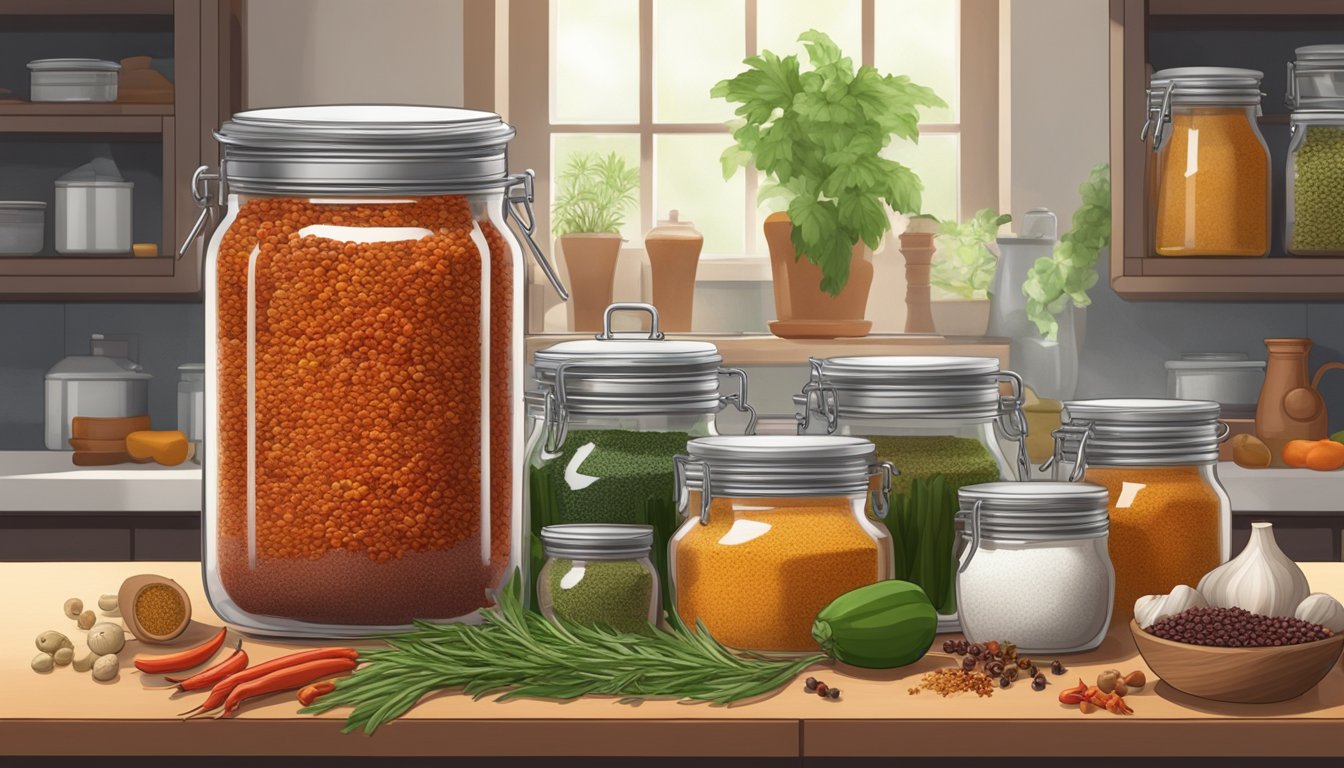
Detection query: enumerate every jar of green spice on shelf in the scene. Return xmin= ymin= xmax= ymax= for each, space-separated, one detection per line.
xmin=527 ymin=303 xmax=756 ymax=613
xmin=793 ymin=355 xmax=1027 ymax=632
xmin=537 ymin=523 xmax=660 ymax=633
xmin=1287 ymin=111 xmax=1344 ymax=256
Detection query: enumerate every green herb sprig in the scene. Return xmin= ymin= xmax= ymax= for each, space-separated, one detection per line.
xmin=929 ymin=208 xmax=1012 ymax=300
xmin=1022 ymin=163 xmax=1111 ymax=340
xmin=300 ymin=574 xmax=825 ymax=735
xmin=551 ymin=151 xmax=640 ymax=236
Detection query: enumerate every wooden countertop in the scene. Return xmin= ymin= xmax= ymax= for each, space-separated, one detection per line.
xmin=3 ymin=561 xmax=1344 ymax=758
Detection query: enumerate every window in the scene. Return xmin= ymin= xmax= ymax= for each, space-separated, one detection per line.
xmin=525 ymin=0 xmax=994 ymax=258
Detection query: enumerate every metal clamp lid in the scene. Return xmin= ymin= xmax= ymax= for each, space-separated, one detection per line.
xmin=1142 ymin=68 xmax=1265 ymax=151
xmin=1041 ymin=399 xmax=1231 ymax=478
xmin=1287 ymin=46 xmax=1344 ymax=109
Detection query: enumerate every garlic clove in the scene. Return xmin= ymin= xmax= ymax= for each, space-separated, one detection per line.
xmin=1197 ymin=522 xmax=1309 ymax=618
xmin=1134 ymin=584 xmax=1208 ymax=629
xmin=1295 ymin=592 xmax=1344 ymax=634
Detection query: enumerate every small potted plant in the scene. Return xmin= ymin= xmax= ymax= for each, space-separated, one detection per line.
xmin=712 ymin=30 xmax=943 ymax=339
xmin=1022 ymin=164 xmax=1111 ymax=342
xmin=552 ymin=151 xmax=640 ymax=332
xmin=929 ymin=209 xmax=1012 ymax=337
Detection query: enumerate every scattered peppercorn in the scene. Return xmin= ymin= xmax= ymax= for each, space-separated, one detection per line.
xmin=999 ymin=676 xmax=1011 ymax=689
xmin=962 ymin=655 xmax=977 ymax=671
xmin=805 ymin=677 xmax=818 ymax=692
xmin=1146 ymin=606 xmax=1334 ymax=647
xmin=983 ymin=640 xmax=1000 ymax=657
xmin=1004 ymin=665 xmax=1019 ymax=681
xmin=968 ymin=643 xmax=983 ymax=658
xmin=1050 ymin=660 xmax=1066 ymax=675
xmin=1027 ymin=665 xmax=1039 ymax=678
xmin=984 ymin=660 xmax=1005 ymax=678
xmin=1016 ymin=657 xmax=1031 ymax=670
xmin=942 ymin=640 xmax=956 ymax=654
xmin=826 ymin=687 xmax=841 ymax=700
xmin=955 ymin=640 xmax=968 ymax=655
xmin=1032 ymin=674 xmax=1047 ymax=691
xmin=815 ymin=682 xmax=830 ymax=698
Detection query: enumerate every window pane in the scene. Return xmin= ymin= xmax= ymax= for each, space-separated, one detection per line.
xmin=756 ymin=0 xmax=862 ymax=64
xmin=654 ymin=134 xmax=745 ymax=256
xmin=874 ymin=0 xmax=959 ymax=123
xmin=882 ymin=132 xmax=959 ymax=223
xmin=551 ymin=133 xmax=642 ymax=242
xmin=654 ymin=0 xmax=745 ymax=124
xmin=551 ymin=0 xmax=639 ymax=123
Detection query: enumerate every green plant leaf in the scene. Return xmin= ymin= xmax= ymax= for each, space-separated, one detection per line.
xmin=1020 ymin=163 xmax=1110 ymax=339
xmin=838 ymin=194 xmax=888 ymax=251
xmin=551 ymin=151 xmax=640 ymax=236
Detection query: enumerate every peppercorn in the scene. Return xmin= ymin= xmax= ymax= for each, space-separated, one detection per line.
xmin=984 ymin=660 xmax=1004 ymax=678
xmin=942 ymin=640 xmax=956 ymax=654
xmin=983 ymin=640 xmax=1000 ymax=657
xmin=805 ymin=677 xmax=818 ymax=692
xmin=999 ymin=676 xmax=1011 ymax=689
xmin=1004 ymin=665 xmax=1019 ymax=681
xmin=1032 ymin=674 xmax=1047 ymax=691
xmin=1051 ymin=660 xmax=1066 ymax=675
xmin=1017 ymin=657 xmax=1031 ymax=670
xmin=955 ymin=640 xmax=968 ymax=655
xmin=826 ymin=687 xmax=840 ymax=700
xmin=1027 ymin=665 xmax=1039 ymax=678
xmin=968 ymin=643 xmax=983 ymax=658
xmin=815 ymin=682 xmax=830 ymax=697
xmin=962 ymin=655 xmax=977 ymax=671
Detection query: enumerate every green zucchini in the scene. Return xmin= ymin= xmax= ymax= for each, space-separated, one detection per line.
xmin=811 ymin=580 xmax=937 ymax=669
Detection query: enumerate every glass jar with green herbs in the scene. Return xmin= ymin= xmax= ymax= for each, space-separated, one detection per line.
xmin=1287 ymin=111 xmax=1344 ymax=256
xmin=527 ymin=303 xmax=755 ymax=612
xmin=537 ymin=523 xmax=660 ymax=633
xmin=794 ymin=355 xmax=1025 ymax=632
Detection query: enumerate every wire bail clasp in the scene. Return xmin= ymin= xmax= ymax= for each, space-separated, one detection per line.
xmin=177 ymin=165 xmax=222 ymax=260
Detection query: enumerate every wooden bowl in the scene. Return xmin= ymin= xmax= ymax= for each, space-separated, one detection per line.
xmin=1130 ymin=619 xmax=1344 ymax=704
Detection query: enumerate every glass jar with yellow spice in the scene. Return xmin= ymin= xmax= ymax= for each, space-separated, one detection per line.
xmin=670 ymin=436 xmax=894 ymax=653
xmin=1145 ymin=68 xmax=1270 ymax=257
xmin=1048 ymin=399 xmax=1231 ymax=623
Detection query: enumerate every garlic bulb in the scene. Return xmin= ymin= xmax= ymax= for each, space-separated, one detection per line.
xmin=1134 ymin=585 xmax=1208 ymax=629
xmin=1196 ymin=522 xmax=1309 ymax=617
xmin=1295 ymin=593 xmax=1344 ymax=634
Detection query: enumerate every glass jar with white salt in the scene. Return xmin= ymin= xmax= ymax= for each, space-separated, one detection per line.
xmin=955 ymin=482 xmax=1114 ymax=654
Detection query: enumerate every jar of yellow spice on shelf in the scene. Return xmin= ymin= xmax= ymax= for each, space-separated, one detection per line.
xmin=1046 ymin=399 xmax=1231 ymax=623
xmin=1144 ymin=67 xmax=1270 ymax=257
xmin=670 ymin=436 xmax=894 ymax=652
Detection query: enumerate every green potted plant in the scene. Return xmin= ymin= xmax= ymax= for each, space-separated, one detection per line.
xmin=1022 ymin=164 xmax=1111 ymax=341
xmin=929 ymin=209 xmax=1012 ymax=337
xmin=712 ymin=30 xmax=943 ymax=339
xmin=552 ymin=151 xmax=640 ymax=332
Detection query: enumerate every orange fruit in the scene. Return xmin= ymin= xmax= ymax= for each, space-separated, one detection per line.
xmin=1283 ymin=439 xmax=1319 ymax=468
xmin=1306 ymin=440 xmax=1344 ymax=471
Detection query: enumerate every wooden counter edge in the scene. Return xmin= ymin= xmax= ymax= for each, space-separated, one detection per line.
xmin=0 ymin=718 xmax=801 ymax=758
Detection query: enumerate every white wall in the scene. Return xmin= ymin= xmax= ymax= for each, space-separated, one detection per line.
xmin=246 ymin=0 xmax=464 ymax=108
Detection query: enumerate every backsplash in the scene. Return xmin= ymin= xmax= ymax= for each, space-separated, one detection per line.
xmin=0 ymin=302 xmax=204 ymax=450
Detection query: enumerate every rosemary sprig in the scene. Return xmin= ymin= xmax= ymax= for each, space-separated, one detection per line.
xmin=300 ymin=573 xmax=826 ymax=734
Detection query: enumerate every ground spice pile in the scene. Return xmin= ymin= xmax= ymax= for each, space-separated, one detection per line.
xmin=908 ymin=668 xmax=996 ymax=698
xmin=134 ymin=584 xmax=186 ymax=636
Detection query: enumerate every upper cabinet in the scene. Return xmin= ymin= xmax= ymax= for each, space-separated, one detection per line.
xmin=1111 ymin=0 xmax=1344 ymax=299
xmin=0 ymin=0 xmax=242 ymax=300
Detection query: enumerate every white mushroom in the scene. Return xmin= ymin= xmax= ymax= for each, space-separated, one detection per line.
xmin=86 ymin=623 xmax=125 ymax=656
xmin=91 ymin=654 xmax=119 ymax=682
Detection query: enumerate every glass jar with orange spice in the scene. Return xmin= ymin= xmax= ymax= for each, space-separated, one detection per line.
xmin=1144 ymin=68 xmax=1270 ymax=257
xmin=670 ymin=436 xmax=894 ymax=652
xmin=1048 ymin=399 xmax=1231 ymax=624
xmin=192 ymin=105 xmax=568 ymax=636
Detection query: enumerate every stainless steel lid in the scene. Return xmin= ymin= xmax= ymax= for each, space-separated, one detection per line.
xmin=797 ymin=355 xmax=1015 ymax=423
xmin=958 ymin=481 xmax=1109 ymax=544
xmin=0 ymin=201 xmax=46 ymax=210
xmin=1148 ymin=67 xmax=1265 ymax=107
xmin=213 ymin=104 xmax=518 ymax=194
xmin=1054 ymin=398 xmax=1227 ymax=470
xmin=28 ymin=58 xmax=122 ymax=72
xmin=1288 ymin=110 xmax=1344 ymax=124
xmin=1290 ymin=46 xmax=1344 ymax=109
xmin=46 ymin=355 xmax=152 ymax=381
xmin=540 ymin=524 xmax=654 ymax=560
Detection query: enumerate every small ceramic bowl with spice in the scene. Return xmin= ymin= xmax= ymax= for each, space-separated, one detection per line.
xmin=118 ymin=574 xmax=192 ymax=643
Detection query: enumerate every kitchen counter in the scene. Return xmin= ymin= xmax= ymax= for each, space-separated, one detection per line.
xmin=4 ymin=562 xmax=1344 ymax=758
xmin=1219 ymin=461 xmax=1342 ymax=514
xmin=0 ymin=451 xmax=201 ymax=513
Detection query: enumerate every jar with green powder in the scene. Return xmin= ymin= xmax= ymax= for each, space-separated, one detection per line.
xmin=527 ymin=303 xmax=756 ymax=612
xmin=794 ymin=355 xmax=1025 ymax=632
xmin=1287 ymin=111 xmax=1344 ymax=256
xmin=537 ymin=524 xmax=659 ymax=633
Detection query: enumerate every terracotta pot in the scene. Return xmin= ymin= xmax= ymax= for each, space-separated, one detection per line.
xmin=930 ymin=298 xmax=990 ymax=337
xmin=763 ymin=212 xmax=872 ymax=339
xmin=644 ymin=211 xmax=702 ymax=332
xmin=559 ymin=233 xmax=622 ymax=332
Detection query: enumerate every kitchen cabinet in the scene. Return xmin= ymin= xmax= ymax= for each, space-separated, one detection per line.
xmin=0 ymin=513 xmax=198 ymax=561
xmin=0 ymin=0 xmax=242 ymax=299
xmin=1110 ymin=0 xmax=1344 ymax=299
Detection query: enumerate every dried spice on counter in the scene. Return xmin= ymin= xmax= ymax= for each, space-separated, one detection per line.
xmin=908 ymin=668 xmax=996 ymax=698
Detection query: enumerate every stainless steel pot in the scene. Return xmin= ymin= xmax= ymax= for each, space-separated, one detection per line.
xmin=44 ymin=335 xmax=151 ymax=450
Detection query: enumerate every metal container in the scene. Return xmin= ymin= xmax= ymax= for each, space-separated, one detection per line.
xmin=56 ymin=179 xmax=134 ymax=254
xmin=44 ymin=335 xmax=151 ymax=450
xmin=0 ymin=201 xmax=45 ymax=255
xmin=28 ymin=58 xmax=120 ymax=102
xmin=177 ymin=363 xmax=204 ymax=463
xmin=1287 ymin=45 xmax=1344 ymax=109
xmin=1164 ymin=353 xmax=1265 ymax=418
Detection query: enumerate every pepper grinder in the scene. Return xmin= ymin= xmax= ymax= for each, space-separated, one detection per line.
xmin=643 ymin=211 xmax=702 ymax=332
xmin=899 ymin=219 xmax=937 ymax=334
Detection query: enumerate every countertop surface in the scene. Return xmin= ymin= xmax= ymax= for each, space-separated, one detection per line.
xmin=1218 ymin=462 xmax=1343 ymax=514
xmin=0 ymin=451 xmax=201 ymax=513
xmin=3 ymin=561 xmax=1344 ymax=758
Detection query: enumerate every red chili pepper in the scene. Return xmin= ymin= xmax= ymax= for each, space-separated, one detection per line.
xmin=221 ymin=658 xmax=358 ymax=718
xmin=165 ymin=640 xmax=247 ymax=691
xmin=297 ymin=680 xmax=338 ymax=706
xmin=134 ymin=627 xmax=229 ymax=675
xmin=179 ymin=647 xmax=359 ymax=718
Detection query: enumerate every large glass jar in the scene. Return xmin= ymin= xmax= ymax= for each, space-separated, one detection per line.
xmin=795 ymin=355 xmax=1026 ymax=631
xmin=197 ymin=105 xmax=567 ymax=636
xmin=955 ymin=482 xmax=1114 ymax=654
xmin=1049 ymin=398 xmax=1231 ymax=624
xmin=528 ymin=302 xmax=755 ymax=614
xmin=1286 ymin=111 xmax=1344 ymax=256
xmin=1144 ymin=68 xmax=1270 ymax=257
xmin=537 ymin=523 xmax=659 ymax=634
xmin=670 ymin=436 xmax=893 ymax=652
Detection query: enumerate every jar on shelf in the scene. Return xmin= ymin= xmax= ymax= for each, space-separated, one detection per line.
xmin=1143 ymin=67 xmax=1270 ymax=257
xmin=1286 ymin=45 xmax=1344 ymax=110
xmin=670 ymin=435 xmax=894 ymax=652
xmin=536 ymin=523 xmax=659 ymax=634
xmin=1047 ymin=398 xmax=1231 ymax=624
xmin=195 ymin=105 xmax=568 ymax=637
xmin=1287 ymin=111 xmax=1344 ymax=256
xmin=955 ymin=482 xmax=1114 ymax=655
xmin=793 ymin=355 xmax=1026 ymax=632
xmin=176 ymin=363 xmax=204 ymax=463
xmin=528 ymin=302 xmax=755 ymax=615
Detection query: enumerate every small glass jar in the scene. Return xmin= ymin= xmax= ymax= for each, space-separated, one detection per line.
xmin=1049 ymin=398 xmax=1231 ymax=624
xmin=794 ymin=355 xmax=1026 ymax=631
xmin=955 ymin=482 xmax=1114 ymax=654
xmin=1286 ymin=111 xmax=1344 ymax=256
xmin=670 ymin=435 xmax=893 ymax=653
xmin=176 ymin=363 xmax=204 ymax=462
xmin=528 ymin=303 xmax=755 ymax=613
xmin=1144 ymin=67 xmax=1270 ymax=257
xmin=537 ymin=523 xmax=659 ymax=634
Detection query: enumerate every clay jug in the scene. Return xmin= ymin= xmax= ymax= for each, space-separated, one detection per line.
xmin=1256 ymin=338 xmax=1344 ymax=466
xmin=644 ymin=210 xmax=701 ymax=332
xmin=559 ymin=233 xmax=622 ymax=332
xmin=763 ymin=212 xmax=873 ymax=339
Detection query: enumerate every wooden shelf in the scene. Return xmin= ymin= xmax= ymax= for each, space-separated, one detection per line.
xmin=1150 ymin=0 xmax=1344 ymax=15
xmin=0 ymin=0 xmax=172 ymax=14
xmin=0 ymin=256 xmax=172 ymax=277
xmin=0 ymin=114 xmax=164 ymax=134
xmin=0 ymin=103 xmax=172 ymax=116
